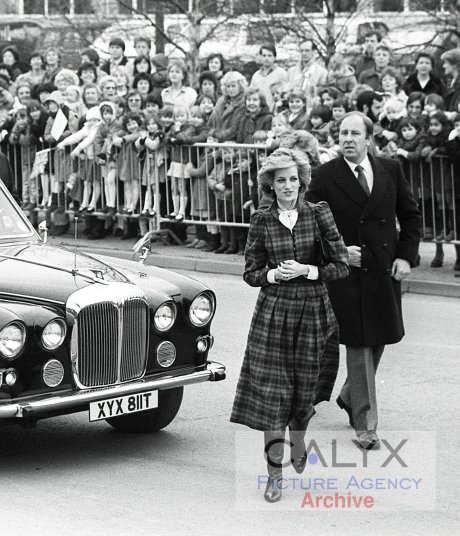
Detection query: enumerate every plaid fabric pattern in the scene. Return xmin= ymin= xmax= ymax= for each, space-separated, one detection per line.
xmin=230 ymin=201 xmax=349 ymax=431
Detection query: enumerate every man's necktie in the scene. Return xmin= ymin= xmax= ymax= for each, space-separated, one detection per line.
xmin=355 ymin=165 xmax=370 ymax=196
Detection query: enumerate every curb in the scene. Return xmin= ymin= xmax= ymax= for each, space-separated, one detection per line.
xmin=58 ymin=241 xmax=460 ymax=299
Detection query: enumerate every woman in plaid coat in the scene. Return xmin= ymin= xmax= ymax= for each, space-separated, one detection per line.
xmin=230 ymin=147 xmax=349 ymax=503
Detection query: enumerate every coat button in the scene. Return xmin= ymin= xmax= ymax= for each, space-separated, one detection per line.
xmin=382 ymin=243 xmax=388 ymax=248
xmin=362 ymin=244 xmax=366 ymax=248
xmin=381 ymin=219 xmax=386 ymax=224
xmin=363 ymin=268 xmax=368 ymax=273
xmin=359 ymin=220 xmax=364 ymax=224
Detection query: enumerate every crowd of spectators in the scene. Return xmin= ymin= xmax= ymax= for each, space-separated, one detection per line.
xmin=0 ymin=31 xmax=459 ymax=265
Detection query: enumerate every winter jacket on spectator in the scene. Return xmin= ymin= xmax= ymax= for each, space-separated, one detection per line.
xmin=235 ymin=104 xmax=273 ymax=144
xmin=325 ymin=64 xmax=357 ymax=97
xmin=396 ymin=130 xmax=426 ymax=161
xmin=352 ymin=54 xmax=375 ymax=79
xmin=280 ymin=108 xmax=310 ymax=131
xmin=358 ymin=67 xmax=383 ymax=91
xmin=164 ymin=122 xmax=196 ymax=165
xmin=402 ymin=73 xmax=446 ymax=97
xmin=444 ymin=77 xmax=460 ymax=113
xmin=100 ymin=55 xmax=129 ymax=76
xmin=208 ymin=93 xmax=246 ymax=142
xmin=286 ymin=61 xmax=328 ymax=95
xmin=93 ymin=102 xmax=123 ymax=163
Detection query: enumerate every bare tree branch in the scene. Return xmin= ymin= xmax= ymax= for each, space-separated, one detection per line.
xmin=115 ymin=0 xmax=189 ymax=57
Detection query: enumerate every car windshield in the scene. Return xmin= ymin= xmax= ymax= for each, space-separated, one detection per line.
xmin=0 ymin=184 xmax=36 ymax=242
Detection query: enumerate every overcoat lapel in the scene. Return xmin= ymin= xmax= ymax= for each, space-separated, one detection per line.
xmin=331 ymin=156 xmax=369 ymax=209
xmin=331 ymin=155 xmax=391 ymax=217
xmin=362 ymin=155 xmax=391 ymax=218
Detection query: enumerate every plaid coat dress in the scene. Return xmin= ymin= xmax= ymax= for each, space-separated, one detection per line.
xmin=230 ymin=200 xmax=349 ymax=431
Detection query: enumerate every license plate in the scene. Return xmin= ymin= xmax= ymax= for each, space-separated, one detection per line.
xmin=89 ymin=390 xmax=158 ymax=422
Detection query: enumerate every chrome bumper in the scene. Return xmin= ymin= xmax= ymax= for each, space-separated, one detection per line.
xmin=0 ymin=361 xmax=226 ymax=419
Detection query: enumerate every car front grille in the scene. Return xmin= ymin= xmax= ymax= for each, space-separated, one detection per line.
xmin=67 ymin=284 xmax=149 ymax=388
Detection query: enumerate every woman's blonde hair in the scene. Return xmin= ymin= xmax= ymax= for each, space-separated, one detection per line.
xmin=257 ymin=147 xmax=311 ymax=198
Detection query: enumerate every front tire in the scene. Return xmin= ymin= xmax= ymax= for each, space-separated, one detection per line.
xmin=105 ymin=386 xmax=184 ymax=433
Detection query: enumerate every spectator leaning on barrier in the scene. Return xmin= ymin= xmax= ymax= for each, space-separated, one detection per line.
xmin=250 ymin=43 xmax=287 ymax=112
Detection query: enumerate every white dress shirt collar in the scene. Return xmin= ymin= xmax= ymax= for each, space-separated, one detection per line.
xmin=344 ymin=155 xmax=374 ymax=193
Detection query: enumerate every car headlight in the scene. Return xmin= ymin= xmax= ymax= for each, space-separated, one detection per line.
xmin=154 ymin=302 xmax=176 ymax=332
xmin=0 ymin=322 xmax=26 ymax=359
xmin=189 ymin=293 xmax=215 ymax=327
xmin=41 ymin=319 xmax=67 ymax=350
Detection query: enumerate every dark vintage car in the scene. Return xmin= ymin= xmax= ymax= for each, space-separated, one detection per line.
xmin=0 ymin=182 xmax=225 ymax=432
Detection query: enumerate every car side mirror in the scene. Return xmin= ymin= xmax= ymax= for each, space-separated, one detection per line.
xmin=38 ymin=220 xmax=48 ymax=243
xmin=133 ymin=230 xmax=155 ymax=264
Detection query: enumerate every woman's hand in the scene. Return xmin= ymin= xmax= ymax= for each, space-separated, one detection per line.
xmin=277 ymin=260 xmax=309 ymax=280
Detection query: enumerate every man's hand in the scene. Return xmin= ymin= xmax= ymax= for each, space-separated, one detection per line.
xmin=391 ymin=258 xmax=411 ymax=281
xmin=347 ymin=245 xmax=361 ymax=267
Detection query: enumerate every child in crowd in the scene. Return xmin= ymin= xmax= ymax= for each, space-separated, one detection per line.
xmin=136 ymin=113 xmax=164 ymax=218
xmin=281 ymin=89 xmax=310 ymax=130
xmin=43 ymin=90 xmax=77 ymax=211
xmin=376 ymin=96 xmax=407 ymax=155
xmin=114 ymin=112 xmax=144 ymax=215
xmin=328 ymin=97 xmax=349 ymax=144
xmin=8 ymin=106 xmax=36 ymax=210
xmin=394 ymin=116 xmax=429 ymax=238
xmin=164 ymin=104 xmax=195 ymax=221
xmin=266 ymin=113 xmax=292 ymax=148
xmin=26 ymin=99 xmax=48 ymax=210
xmin=421 ymin=93 xmax=445 ymax=129
xmin=269 ymin=81 xmax=286 ymax=114
xmin=445 ymin=113 xmax=460 ymax=269
xmin=197 ymin=94 xmax=215 ymax=124
xmin=309 ymin=104 xmax=332 ymax=146
xmin=421 ymin=111 xmax=453 ymax=245
xmin=56 ymin=106 xmax=102 ymax=214
xmin=94 ymin=100 xmax=122 ymax=215
xmin=64 ymin=84 xmax=86 ymax=122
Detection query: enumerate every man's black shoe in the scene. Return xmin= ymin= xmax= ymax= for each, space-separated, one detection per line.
xmin=336 ymin=396 xmax=354 ymax=428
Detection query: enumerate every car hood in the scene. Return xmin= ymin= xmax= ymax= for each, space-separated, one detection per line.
xmin=0 ymin=243 xmax=131 ymax=304
xmin=0 ymin=243 xmax=197 ymax=308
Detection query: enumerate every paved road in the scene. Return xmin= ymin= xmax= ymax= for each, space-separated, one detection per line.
xmin=1 ymin=272 xmax=458 ymax=536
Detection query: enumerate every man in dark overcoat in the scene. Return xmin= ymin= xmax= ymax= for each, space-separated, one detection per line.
xmin=307 ymin=112 xmax=422 ymax=450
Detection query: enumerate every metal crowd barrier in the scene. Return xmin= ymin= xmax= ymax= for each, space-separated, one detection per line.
xmin=3 ymin=140 xmax=458 ymax=244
